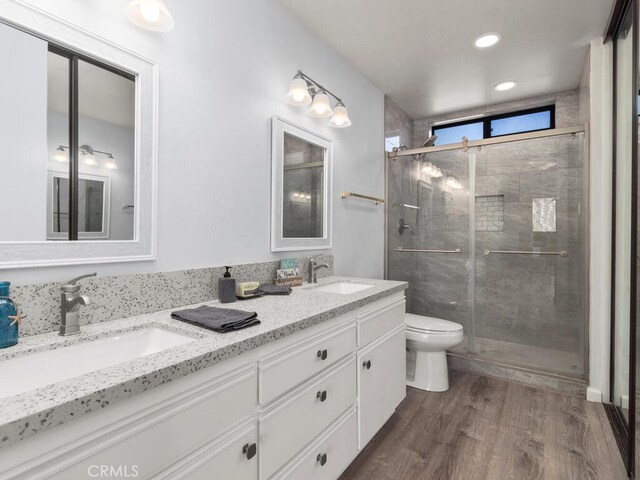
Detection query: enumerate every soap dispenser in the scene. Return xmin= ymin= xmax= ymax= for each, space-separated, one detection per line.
xmin=219 ymin=267 xmax=236 ymax=304
xmin=0 ymin=282 xmax=19 ymax=348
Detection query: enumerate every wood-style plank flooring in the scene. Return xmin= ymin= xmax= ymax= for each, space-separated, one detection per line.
xmin=340 ymin=371 xmax=627 ymax=480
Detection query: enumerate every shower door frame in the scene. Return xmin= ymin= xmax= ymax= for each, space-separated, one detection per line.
xmin=384 ymin=124 xmax=591 ymax=382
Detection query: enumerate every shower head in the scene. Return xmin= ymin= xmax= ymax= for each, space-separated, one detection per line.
xmin=421 ymin=134 xmax=438 ymax=148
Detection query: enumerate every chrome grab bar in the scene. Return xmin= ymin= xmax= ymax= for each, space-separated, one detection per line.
xmin=483 ymin=249 xmax=568 ymax=258
xmin=340 ymin=191 xmax=385 ymax=205
xmin=394 ymin=247 xmax=462 ymax=254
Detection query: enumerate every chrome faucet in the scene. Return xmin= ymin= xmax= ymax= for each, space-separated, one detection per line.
xmin=308 ymin=258 xmax=330 ymax=284
xmin=60 ymin=273 xmax=96 ymax=336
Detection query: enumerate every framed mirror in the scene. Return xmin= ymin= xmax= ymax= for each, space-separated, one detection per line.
xmin=0 ymin=2 xmax=157 ymax=268
xmin=271 ymin=117 xmax=332 ymax=252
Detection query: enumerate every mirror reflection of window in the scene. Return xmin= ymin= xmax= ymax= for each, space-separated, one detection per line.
xmin=282 ymin=133 xmax=325 ymax=239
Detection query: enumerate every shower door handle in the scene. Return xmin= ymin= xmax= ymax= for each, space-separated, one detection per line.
xmin=394 ymin=248 xmax=462 ymax=254
xmin=483 ymin=249 xmax=568 ymax=258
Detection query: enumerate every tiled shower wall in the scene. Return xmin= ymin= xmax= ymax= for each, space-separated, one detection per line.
xmin=10 ymin=255 xmax=333 ymax=337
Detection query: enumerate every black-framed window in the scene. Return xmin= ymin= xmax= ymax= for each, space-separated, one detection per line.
xmin=432 ymin=105 xmax=555 ymax=146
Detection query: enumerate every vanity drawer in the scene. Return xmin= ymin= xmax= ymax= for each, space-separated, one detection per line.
xmin=47 ymin=365 xmax=257 ymax=480
xmin=157 ymin=419 xmax=258 ymax=480
xmin=259 ymin=321 xmax=356 ymax=405
xmin=357 ymin=296 xmax=405 ymax=347
xmin=259 ymin=355 xmax=356 ymax=480
xmin=271 ymin=407 xmax=357 ymax=480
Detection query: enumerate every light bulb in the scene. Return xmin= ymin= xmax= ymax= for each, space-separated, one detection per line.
xmin=328 ymin=102 xmax=352 ymax=128
xmin=140 ymin=2 xmax=160 ymax=21
xmin=125 ymin=0 xmax=175 ymax=32
xmin=54 ymin=146 xmax=68 ymax=163
xmin=104 ymin=155 xmax=118 ymax=170
xmin=309 ymin=90 xmax=333 ymax=118
xmin=286 ymin=77 xmax=312 ymax=106
xmin=82 ymin=154 xmax=97 ymax=166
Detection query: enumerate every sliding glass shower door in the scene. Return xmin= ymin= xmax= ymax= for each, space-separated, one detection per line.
xmin=387 ymin=131 xmax=587 ymax=378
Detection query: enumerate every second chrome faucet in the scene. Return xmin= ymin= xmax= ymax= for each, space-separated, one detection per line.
xmin=308 ymin=258 xmax=329 ymax=284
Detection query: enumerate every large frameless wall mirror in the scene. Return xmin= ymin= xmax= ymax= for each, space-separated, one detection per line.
xmin=0 ymin=2 xmax=157 ymax=268
xmin=271 ymin=117 xmax=332 ymax=251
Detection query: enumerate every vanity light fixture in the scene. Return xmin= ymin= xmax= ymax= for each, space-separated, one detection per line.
xmin=54 ymin=145 xmax=116 ymax=169
xmin=286 ymin=70 xmax=352 ymax=128
xmin=54 ymin=146 xmax=68 ymax=163
xmin=125 ymin=0 xmax=175 ymax=32
xmin=494 ymin=80 xmax=518 ymax=91
xmin=474 ymin=33 xmax=501 ymax=49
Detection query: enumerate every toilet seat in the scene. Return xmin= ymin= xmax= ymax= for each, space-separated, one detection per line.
xmin=405 ymin=313 xmax=463 ymax=334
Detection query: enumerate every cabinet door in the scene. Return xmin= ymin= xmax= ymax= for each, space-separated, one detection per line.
xmin=357 ymin=324 xmax=406 ymax=449
xmin=157 ymin=420 xmax=258 ymax=480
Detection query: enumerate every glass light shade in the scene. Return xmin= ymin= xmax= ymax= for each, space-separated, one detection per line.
xmin=328 ymin=104 xmax=352 ymax=128
xmin=82 ymin=154 xmax=97 ymax=166
xmin=286 ymin=78 xmax=312 ymax=105
xmin=309 ymin=92 xmax=333 ymax=118
xmin=104 ymin=156 xmax=118 ymax=170
xmin=54 ymin=147 xmax=68 ymax=163
xmin=125 ymin=0 xmax=175 ymax=32
xmin=445 ymin=176 xmax=463 ymax=190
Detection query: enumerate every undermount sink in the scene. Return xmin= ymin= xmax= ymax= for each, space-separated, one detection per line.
xmin=315 ymin=282 xmax=374 ymax=294
xmin=0 ymin=327 xmax=196 ymax=399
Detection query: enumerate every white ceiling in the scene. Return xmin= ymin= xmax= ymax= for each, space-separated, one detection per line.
xmin=47 ymin=52 xmax=135 ymax=128
xmin=277 ymin=0 xmax=614 ymax=119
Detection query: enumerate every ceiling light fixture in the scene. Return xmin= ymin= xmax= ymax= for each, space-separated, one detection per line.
xmin=286 ymin=70 xmax=352 ymax=128
xmin=473 ymin=33 xmax=501 ymax=49
xmin=494 ymin=80 xmax=518 ymax=91
xmin=126 ymin=0 xmax=175 ymax=32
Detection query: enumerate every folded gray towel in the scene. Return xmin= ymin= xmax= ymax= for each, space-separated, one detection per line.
xmin=171 ymin=305 xmax=260 ymax=333
xmin=258 ymin=284 xmax=292 ymax=295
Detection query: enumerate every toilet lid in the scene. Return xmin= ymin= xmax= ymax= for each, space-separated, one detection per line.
xmin=405 ymin=313 xmax=463 ymax=333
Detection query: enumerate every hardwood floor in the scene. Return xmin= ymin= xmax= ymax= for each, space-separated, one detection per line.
xmin=340 ymin=371 xmax=627 ymax=480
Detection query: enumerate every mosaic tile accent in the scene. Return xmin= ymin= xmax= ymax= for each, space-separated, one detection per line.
xmin=10 ymin=255 xmax=333 ymax=337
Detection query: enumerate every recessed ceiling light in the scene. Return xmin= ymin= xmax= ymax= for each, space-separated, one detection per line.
xmin=494 ymin=81 xmax=518 ymax=91
xmin=474 ymin=33 xmax=501 ymax=49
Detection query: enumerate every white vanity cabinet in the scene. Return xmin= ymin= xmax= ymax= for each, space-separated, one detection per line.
xmin=0 ymin=292 xmax=406 ymax=480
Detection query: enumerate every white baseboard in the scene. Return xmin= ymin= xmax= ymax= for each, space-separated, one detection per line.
xmin=586 ymin=386 xmax=602 ymax=403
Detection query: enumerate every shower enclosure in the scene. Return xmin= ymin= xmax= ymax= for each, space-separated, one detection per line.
xmin=386 ymin=127 xmax=588 ymax=378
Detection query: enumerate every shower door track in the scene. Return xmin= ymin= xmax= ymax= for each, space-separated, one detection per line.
xmin=387 ymin=124 xmax=587 ymax=159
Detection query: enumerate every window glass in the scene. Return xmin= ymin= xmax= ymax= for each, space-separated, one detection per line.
xmin=433 ymin=122 xmax=483 ymax=145
xmin=385 ymin=135 xmax=400 ymax=152
xmin=490 ymin=111 xmax=552 ymax=137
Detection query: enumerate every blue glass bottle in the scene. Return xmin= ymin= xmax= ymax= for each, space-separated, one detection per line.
xmin=0 ymin=281 xmax=19 ymax=348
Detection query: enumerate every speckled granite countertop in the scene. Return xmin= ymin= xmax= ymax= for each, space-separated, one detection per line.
xmin=0 ymin=276 xmax=406 ymax=448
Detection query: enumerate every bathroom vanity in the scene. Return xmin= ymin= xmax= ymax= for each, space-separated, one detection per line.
xmin=0 ymin=277 xmax=407 ymax=480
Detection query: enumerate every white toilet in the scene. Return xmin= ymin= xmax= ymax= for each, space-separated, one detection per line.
xmin=405 ymin=313 xmax=464 ymax=392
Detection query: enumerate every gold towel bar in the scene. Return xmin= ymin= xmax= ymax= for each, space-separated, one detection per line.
xmin=340 ymin=192 xmax=385 ymax=205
